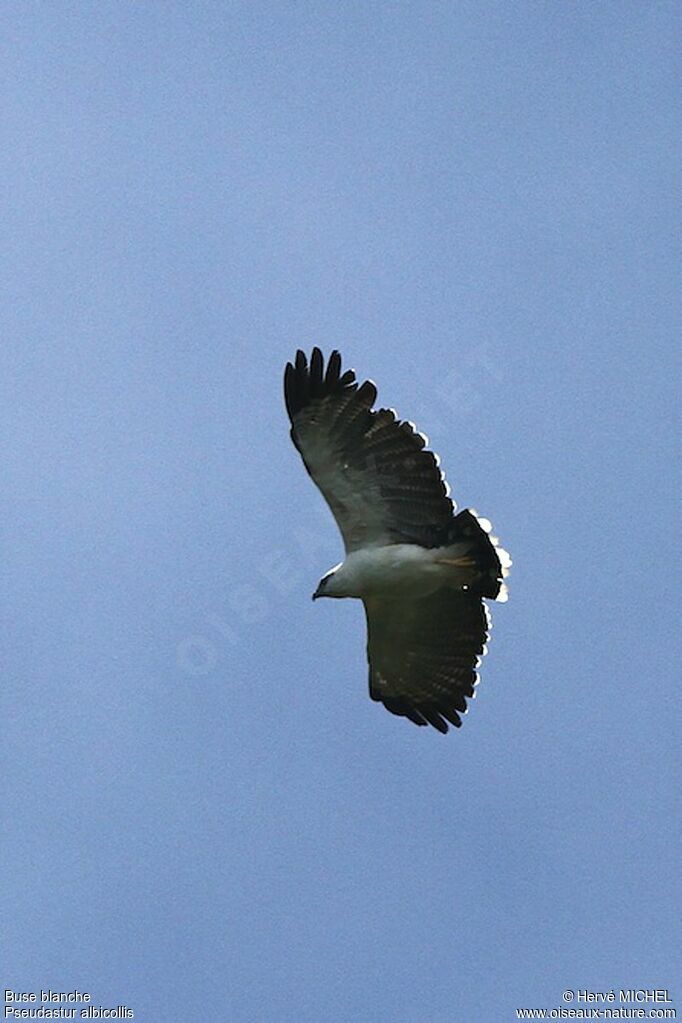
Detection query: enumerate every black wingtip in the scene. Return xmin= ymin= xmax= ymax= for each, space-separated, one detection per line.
xmin=283 ymin=362 xmax=297 ymax=421
xmin=419 ymin=708 xmax=450 ymax=733
xmin=309 ymin=347 xmax=324 ymax=398
xmin=380 ymin=697 xmax=459 ymax=733
xmin=326 ymin=350 xmax=341 ymax=387
xmin=283 ymin=348 xmax=361 ymax=422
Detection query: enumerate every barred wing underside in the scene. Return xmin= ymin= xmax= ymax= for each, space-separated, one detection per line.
xmin=364 ymin=589 xmax=490 ymax=733
xmin=284 ymin=348 xmax=454 ymax=552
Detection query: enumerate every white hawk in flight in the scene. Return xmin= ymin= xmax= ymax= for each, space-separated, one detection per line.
xmin=284 ymin=348 xmax=510 ymax=734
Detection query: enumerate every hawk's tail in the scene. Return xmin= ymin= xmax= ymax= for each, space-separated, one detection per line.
xmin=444 ymin=509 xmax=511 ymax=600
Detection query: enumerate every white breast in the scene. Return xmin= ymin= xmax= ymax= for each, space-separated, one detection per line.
xmin=327 ymin=544 xmax=443 ymax=599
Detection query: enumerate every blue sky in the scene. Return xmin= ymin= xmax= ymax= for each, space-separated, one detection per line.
xmin=2 ymin=2 xmax=680 ymax=1020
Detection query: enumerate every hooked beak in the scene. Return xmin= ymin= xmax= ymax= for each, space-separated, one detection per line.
xmin=312 ymin=590 xmax=320 ymax=601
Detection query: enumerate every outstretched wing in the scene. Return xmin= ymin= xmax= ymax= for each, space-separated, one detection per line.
xmin=364 ymin=589 xmax=491 ymax=733
xmin=284 ymin=348 xmax=453 ymax=552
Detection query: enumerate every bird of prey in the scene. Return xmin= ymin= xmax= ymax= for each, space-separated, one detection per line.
xmin=284 ymin=348 xmax=510 ymax=734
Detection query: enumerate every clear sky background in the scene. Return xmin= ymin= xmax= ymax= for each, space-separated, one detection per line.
xmin=2 ymin=3 xmax=680 ymax=1021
